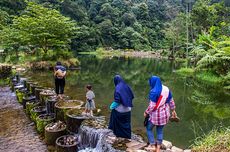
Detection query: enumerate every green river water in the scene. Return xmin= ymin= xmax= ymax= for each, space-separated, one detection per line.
xmin=26 ymin=56 xmax=230 ymax=149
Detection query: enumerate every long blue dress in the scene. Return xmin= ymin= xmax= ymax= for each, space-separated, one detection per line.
xmin=108 ymin=75 xmax=134 ymax=139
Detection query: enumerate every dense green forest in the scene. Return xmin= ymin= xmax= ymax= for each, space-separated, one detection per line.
xmin=0 ymin=0 xmax=229 ymax=80
xmin=0 ymin=0 xmax=184 ymax=52
xmin=0 ymin=0 xmax=229 ymax=51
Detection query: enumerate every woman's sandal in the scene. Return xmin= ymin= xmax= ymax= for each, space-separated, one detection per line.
xmin=169 ymin=116 xmax=180 ymax=122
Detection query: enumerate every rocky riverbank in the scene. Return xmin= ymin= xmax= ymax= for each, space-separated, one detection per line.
xmin=0 ymin=87 xmax=47 ymax=152
xmin=121 ymin=51 xmax=163 ymax=59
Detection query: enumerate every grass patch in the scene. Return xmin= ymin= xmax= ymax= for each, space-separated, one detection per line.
xmin=79 ymin=51 xmax=97 ymax=55
xmin=196 ymin=71 xmax=222 ymax=86
xmin=192 ymin=127 xmax=230 ymax=152
xmin=176 ymin=67 xmax=195 ymax=76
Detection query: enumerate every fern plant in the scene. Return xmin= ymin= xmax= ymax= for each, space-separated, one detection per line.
xmin=194 ymin=33 xmax=230 ymax=75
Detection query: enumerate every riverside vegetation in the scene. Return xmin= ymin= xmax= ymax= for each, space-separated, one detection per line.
xmin=0 ymin=0 xmax=229 ymax=84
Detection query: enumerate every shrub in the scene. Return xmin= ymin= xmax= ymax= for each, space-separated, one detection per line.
xmin=176 ymin=67 xmax=195 ymax=77
xmin=196 ymin=71 xmax=222 ymax=85
xmin=192 ymin=127 xmax=230 ymax=152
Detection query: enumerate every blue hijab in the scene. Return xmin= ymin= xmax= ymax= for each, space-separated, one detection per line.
xmin=55 ymin=65 xmax=66 ymax=71
xmin=114 ymin=75 xmax=134 ymax=107
xmin=149 ymin=76 xmax=172 ymax=103
xmin=149 ymin=76 xmax=163 ymax=102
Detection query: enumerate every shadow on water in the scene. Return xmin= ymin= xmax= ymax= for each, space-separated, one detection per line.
xmin=26 ymin=56 xmax=230 ymax=149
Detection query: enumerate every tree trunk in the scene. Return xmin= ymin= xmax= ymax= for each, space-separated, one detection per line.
xmin=15 ymin=45 xmax=19 ymax=59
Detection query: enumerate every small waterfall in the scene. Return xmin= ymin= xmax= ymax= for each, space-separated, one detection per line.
xmin=78 ymin=126 xmax=116 ymax=152
xmin=75 ymin=114 xmax=145 ymax=152
xmin=76 ymin=116 xmax=121 ymax=152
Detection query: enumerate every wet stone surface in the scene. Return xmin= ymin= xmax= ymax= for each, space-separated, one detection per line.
xmin=0 ymin=87 xmax=47 ymax=152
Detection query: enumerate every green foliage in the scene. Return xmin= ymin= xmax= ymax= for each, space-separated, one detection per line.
xmin=191 ymin=0 xmax=230 ymax=33
xmin=71 ymin=25 xmax=100 ymax=51
xmin=0 ymin=27 xmax=28 ymax=58
xmin=51 ymin=0 xmax=183 ymax=51
xmin=176 ymin=67 xmax=195 ymax=77
xmin=192 ymin=34 xmax=230 ymax=75
xmin=0 ymin=78 xmax=9 ymax=86
xmin=0 ymin=10 xmax=10 ymax=30
xmin=132 ymin=3 xmax=149 ymax=20
xmin=14 ymin=2 xmax=78 ymax=53
xmin=186 ymin=4 xmax=230 ymax=89
xmin=191 ymin=0 xmax=217 ymax=32
xmin=0 ymin=2 xmax=78 ymax=63
xmin=189 ymin=90 xmax=214 ymax=105
xmin=15 ymin=89 xmax=24 ymax=104
xmin=163 ymin=13 xmax=187 ymax=58
xmin=222 ymin=72 xmax=230 ymax=90
xmin=118 ymin=27 xmax=151 ymax=51
xmin=0 ymin=0 xmax=229 ymax=58
xmin=196 ymin=71 xmax=222 ymax=85
xmin=61 ymin=0 xmax=87 ymax=22
xmin=0 ymin=0 xmax=26 ymax=15
xmin=121 ymin=13 xmax=136 ymax=26
xmin=36 ymin=115 xmax=54 ymax=134
xmin=192 ymin=127 xmax=230 ymax=152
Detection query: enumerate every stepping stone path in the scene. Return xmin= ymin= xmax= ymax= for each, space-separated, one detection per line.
xmin=0 ymin=86 xmax=191 ymax=152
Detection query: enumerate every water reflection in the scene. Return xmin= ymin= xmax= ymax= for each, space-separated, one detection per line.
xmin=26 ymin=56 xmax=230 ymax=148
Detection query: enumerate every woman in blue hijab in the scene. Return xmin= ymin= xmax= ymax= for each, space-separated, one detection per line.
xmin=144 ymin=76 xmax=177 ymax=152
xmin=108 ymin=75 xmax=134 ymax=139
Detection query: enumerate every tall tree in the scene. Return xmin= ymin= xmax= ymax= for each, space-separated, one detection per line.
xmin=9 ymin=2 xmax=78 ymax=54
xmin=0 ymin=0 xmax=26 ymax=15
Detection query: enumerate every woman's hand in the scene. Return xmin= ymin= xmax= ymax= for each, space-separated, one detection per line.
xmin=144 ymin=112 xmax=147 ymax=117
xmin=171 ymin=110 xmax=177 ymax=118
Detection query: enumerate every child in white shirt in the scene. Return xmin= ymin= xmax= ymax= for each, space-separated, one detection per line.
xmin=84 ymin=85 xmax=95 ymax=116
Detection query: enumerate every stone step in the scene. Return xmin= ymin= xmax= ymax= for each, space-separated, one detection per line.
xmin=161 ymin=140 xmax=173 ymax=150
xmin=126 ymin=140 xmax=147 ymax=151
xmin=126 ymin=140 xmax=142 ymax=148
xmin=171 ymin=146 xmax=184 ymax=152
